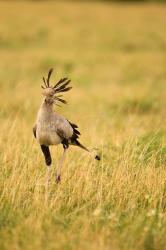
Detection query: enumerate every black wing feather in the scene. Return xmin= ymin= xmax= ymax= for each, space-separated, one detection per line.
xmin=68 ymin=121 xmax=81 ymax=140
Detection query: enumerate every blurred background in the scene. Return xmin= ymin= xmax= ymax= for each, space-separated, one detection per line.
xmin=0 ymin=1 xmax=166 ymax=250
xmin=0 ymin=0 xmax=165 ymax=127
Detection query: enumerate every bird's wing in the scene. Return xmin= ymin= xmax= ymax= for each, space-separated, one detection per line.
xmin=68 ymin=121 xmax=81 ymax=141
xmin=56 ymin=128 xmax=67 ymax=139
xmin=56 ymin=127 xmax=69 ymax=147
xmin=67 ymin=121 xmax=89 ymax=152
xmin=53 ymin=115 xmax=73 ymax=140
xmin=52 ymin=113 xmax=81 ymax=143
xmin=33 ymin=124 xmax=37 ymax=138
xmin=56 ymin=121 xmax=80 ymax=149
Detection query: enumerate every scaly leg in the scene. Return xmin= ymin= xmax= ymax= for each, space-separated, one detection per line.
xmin=56 ymin=147 xmax=67 ymax=183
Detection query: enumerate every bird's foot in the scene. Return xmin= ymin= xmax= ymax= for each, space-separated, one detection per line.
xmin=56 ymin=175 xmax=61 ymax=184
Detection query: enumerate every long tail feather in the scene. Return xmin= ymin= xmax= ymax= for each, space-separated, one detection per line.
xmin=74 ymin=140 xmax=89 ymax=152
xmin=73 ymin=140 xmax=100 ymax=160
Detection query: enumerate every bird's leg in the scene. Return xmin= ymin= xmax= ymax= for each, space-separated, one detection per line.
xmin=56 ymin=146 xmax=67 ymax=183
xmin=46 ymin=166 xmax=51 ymax=191
xmin=40 ymin=145 xmax=52 ymax=166
xmin=40 ymin=145 xmax=52 ymax=188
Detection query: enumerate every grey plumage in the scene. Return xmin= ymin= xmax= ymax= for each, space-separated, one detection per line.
xmin=33 ymin=69 xmax=100 ymax=184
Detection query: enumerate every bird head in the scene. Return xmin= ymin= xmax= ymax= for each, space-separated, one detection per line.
xmin=41 ymin=68 xmax=72 ymax=106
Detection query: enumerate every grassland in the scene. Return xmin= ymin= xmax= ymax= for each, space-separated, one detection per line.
xmin=0 ymin=1 xmax=166 ymax=250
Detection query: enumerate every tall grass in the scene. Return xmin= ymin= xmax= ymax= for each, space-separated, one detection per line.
xmin=0 ymin=1 xmax=166 ymax=250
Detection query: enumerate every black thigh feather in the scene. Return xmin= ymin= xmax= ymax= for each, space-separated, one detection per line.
xmin=40 ymin=145 xmax=52 ymax=166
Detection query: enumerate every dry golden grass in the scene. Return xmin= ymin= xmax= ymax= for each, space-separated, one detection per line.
xmin=0 ymin=1 xmax=166 ymax=250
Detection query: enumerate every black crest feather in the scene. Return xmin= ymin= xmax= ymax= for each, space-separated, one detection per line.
xmin=41 ymin=68 xmax=72 ymax=106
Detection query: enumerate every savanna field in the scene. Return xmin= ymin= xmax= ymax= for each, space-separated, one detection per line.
xmin=0 ymin=1 xmax=166 ymax=250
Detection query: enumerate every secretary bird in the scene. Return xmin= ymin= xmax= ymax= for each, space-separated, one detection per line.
xmin=33 ymin=69 xmax=100 ymax=184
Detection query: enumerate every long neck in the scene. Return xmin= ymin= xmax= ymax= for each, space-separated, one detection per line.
xmin=40 ymin=98 xmax=54 ymax=112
